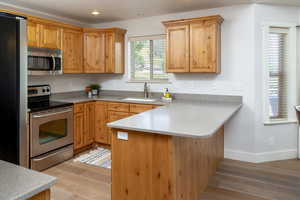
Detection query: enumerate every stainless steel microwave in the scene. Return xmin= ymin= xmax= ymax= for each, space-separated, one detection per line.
xmin=28 ymin=47 xmax=63 ymax=75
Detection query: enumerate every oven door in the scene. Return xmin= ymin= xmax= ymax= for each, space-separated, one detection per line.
xmin=30 ymin=107 xmax=73 ymax=157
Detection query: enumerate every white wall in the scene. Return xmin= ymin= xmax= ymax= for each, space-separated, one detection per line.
xmin=92 ymin=5 xmax=258 ymax=155
xmin=253 ymin=4 xmax=300 ymax=160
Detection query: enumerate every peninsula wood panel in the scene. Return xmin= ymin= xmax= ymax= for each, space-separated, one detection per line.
xmin=190 ymin=21 xmax=220 ymax=73
xmin=173 ymin=126 xmax=224 ymax=200
xmin=95 ymin=101 xmax=109 ymax=144
xmin=62 ymin=29 xmax=83 ymax=73
xmin=84 ymin=32 xmax=106 ymax=73
xmin=166 ymin=25 xmax=190 ymax=72
xmin=29 ymin=189 xmax=50 ymax=200
xmin=112 ymin=130 xmax=174 ymax=200
xmin=27 ymin=21 xmax=40 ymax=48
xmin=111 ymin=126 xmax=224 ymax=200
xmin=39 ymin=24 xmax=62 ymax=49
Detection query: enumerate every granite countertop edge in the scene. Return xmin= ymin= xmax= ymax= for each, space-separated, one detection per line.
xmin=15 ymin=179 xmax=56 ymax=200
xmin=52 ymin=93 xmax=243 ymax=138
xmin=107 ymin=103 xmax=243 ymax=138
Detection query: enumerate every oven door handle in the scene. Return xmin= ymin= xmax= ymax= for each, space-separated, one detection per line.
xmin=32 ymin=109 xmax=72 ymax=119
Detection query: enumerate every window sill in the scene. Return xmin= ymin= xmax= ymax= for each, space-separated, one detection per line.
xmin=264 ymin=119 xmax=298 ymax=126
xmin=127 ymin=80 xmax=171 ymax=84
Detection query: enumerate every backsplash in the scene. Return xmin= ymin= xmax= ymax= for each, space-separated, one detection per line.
xmin=28 ymin=75 xmax=98 ymax=93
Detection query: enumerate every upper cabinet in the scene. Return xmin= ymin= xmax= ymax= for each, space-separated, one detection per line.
xmin=27 ymin=21 xmax=62 ymax=49
xmin=84 ymin=32 xmax=106 ymax=73
xmin=83 ymin=28 xmax=126 ymax=74
xmin=62 ymin=29 xmax=84 ymax=73
xmin=163 ymin=15 xmax=223 ymax=73
xmin=39 ymin=24 xmax=62 ymax=49
xmin=27 ymin=21 xmax=40 ymax=48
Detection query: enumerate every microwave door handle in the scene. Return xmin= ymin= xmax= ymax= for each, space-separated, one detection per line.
xmin=51 ymin=55 xmax=56 ymax=73
xmin=32 ymin=109 xmax=72 ymax=119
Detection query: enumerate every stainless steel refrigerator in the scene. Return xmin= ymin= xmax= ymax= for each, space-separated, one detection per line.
xmin=0 ymin=12 xmax=28 ymax=167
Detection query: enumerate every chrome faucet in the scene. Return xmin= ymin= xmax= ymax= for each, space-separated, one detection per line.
xmin=144 ymin=82 xmax=150 ymax=99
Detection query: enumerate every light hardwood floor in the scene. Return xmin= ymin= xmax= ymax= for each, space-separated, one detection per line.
xmin=44 ymin=160 xmax=111 ymax=200
xmin=44 ymin=158 xmax=300 ymax=200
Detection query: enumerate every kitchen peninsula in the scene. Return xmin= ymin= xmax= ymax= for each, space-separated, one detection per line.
xmin=107 ymin=94 xmax=242 ymax=200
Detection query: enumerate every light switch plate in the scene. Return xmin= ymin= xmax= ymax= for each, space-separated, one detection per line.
xmin=117 ymin=131 xmax=128 ymax=141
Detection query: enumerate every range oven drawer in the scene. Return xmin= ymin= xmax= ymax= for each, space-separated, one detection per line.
xmin=31 ymin=144 xmax=73 ymax=171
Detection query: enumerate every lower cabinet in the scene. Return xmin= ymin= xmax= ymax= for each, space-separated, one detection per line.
xmin=74 ymin=102 xmax=95 ymax=150
xmin=95 ymin=101 xmax=109 ymax=144
xmin=74 ymin=101 xmax=161 ymax=150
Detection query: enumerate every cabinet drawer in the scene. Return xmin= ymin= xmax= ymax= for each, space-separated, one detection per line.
xmin=130 ymin=104 xmax=153 ymax=114
xmin=108 ymin=102 xmax=129 ymax=112
xmin=74 ymin=104 xmax=84 ymax=113
xmin=152 ymin=105 xmax=162 ymax=109
xmin=108 ymin=111 xmax=130 ymax=122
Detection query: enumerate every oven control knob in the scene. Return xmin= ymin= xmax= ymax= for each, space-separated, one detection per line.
xmin=42 ymin=89 xmax=46 ymax=93
xmin=47 ymin=88 xmax=50 ymax=92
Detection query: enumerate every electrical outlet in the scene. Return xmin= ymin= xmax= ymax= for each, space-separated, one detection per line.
xmin=117 ymin=131 xmax=128 ymax=141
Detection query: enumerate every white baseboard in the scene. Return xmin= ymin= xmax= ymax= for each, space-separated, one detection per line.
xmin=224 ymin=149 xmax=298 ymax=163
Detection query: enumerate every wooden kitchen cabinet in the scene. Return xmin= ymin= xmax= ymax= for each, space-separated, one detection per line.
xmin=84 ymin=102 xmax=95 ymax=145
xmin=95 ymin=101 xmax=109 ymax=144
xmin=163 ymin=15 xmax=223 ymax=73
xmin=74 ymin=105 xmax=85 ymax=150
xmin=27 ymin=21 xmax=40 ymax=48
xmin=74 ymin=102 xmax=95 ymax=150
xmin=165 ymin=25 xmax=190 ymax=72
xmin=84 ymin=32 xmax=106 ymax=73
xmin=190 ymin=21 xmax=221 ymax=72
xmin=39 ymin=24 xmax=62 ymax=49
xmin=83 ymin=28 xmax=126 ymax=74
xmin=63 ymin=29 xmax=84 ymax=73
xmin=74 ymin=101 xmax=161 ymax=148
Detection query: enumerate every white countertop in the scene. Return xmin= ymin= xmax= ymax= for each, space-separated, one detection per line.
xmin=107 ymin=99 xmax=242 ymax=138
xmin=0 ymin=160 xmax=56 ymax=200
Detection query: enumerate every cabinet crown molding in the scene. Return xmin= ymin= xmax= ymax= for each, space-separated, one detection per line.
xmin=162 ymin=15 xmax=224 ymax=27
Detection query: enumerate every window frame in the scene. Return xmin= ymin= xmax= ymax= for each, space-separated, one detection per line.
xmin=128 ymin=34 xmax=169 ymax=83
xmin=262 ymin=22 xmax=298 ymax=125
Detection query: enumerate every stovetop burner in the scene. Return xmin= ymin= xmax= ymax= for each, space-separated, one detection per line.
xmin=28 ymin=85 xmax=73 ymax=112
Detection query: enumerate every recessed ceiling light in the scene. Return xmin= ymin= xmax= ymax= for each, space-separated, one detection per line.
xmin=91 ymin=11 xmax=100 ymax=16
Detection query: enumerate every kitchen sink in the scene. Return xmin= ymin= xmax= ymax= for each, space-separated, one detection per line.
xmin=122 ymin=97 xmax=157 ymax=103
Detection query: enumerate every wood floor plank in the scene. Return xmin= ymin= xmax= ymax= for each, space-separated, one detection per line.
xmin=44 ymin=160 xmax=111 ymax=200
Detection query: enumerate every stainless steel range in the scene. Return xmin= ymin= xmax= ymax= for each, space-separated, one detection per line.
xmin=28 ymin=85 xmax=74 ymax=171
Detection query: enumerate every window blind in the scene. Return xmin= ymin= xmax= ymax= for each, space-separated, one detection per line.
xmin=267 ymin=27 xmax=289 ymax=119
xmin=129 ymin=35 xmax=168 ymax=81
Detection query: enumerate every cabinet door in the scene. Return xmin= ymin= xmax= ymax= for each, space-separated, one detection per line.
xmin=27 ymin=21 xmax=40 ymax=47
xmin=190 ymin=21 xmax=220 ymax=73
xmin=95 ymin=102 xmax=109 ymax=144
xmin=105 ymin=32 xmax=115 ymax=73
xmin=84 ymin=32 xmax=106 ymax=73
xmin=40 ymin=24 xmax=62 ymax=49
xmin=74 ymin=112 xmax=85 ymax=150
xmin=84 ymin=103 xmax=95 ymax=145
xmin=166 ymin=25 xmax=189 ymax=72
xmin=63 ymin=29 xmax=83 ymax=73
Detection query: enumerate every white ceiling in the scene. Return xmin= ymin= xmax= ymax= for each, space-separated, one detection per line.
xmin=0 ymin=0 xmax=299 ymax=24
